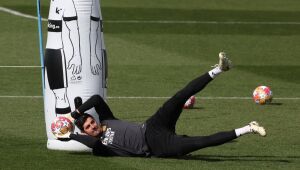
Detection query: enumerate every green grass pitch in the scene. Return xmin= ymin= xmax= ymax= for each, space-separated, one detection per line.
xmin=0 ymin=0 xmax=299 ymax=169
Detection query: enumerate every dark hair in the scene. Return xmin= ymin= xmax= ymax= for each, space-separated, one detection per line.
xmin=74 ymin=113 xmax=93 ymax=131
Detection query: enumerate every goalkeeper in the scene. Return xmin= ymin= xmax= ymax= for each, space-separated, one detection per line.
xmin=70 ymin=52 xmax=267 ymax=157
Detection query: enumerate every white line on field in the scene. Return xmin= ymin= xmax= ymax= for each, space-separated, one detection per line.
xmin=105 ymin=20 xmax=300 ymax=25
xmin=0 ymin=96 xmax=299 ymax=100
xmin=0 ymin=96 xmax=43 ymax=98
xmin=1 ymin=6 xmax=300 ymax=25
xmin=0 ymin=66 xmax=41 ymax=68
xmin=0 ymin=6 xmax=47 ymax=21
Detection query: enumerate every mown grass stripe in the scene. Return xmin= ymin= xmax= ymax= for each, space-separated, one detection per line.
xmin=0 ymin=66 xmax=41 ymax=68
xmin=1 ymin=6 xmax=300 ymax=25
xmin=0 ymin=96 xmax=299 ymax=100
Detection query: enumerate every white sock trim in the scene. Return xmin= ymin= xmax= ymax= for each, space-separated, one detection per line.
xmin=208 ymin=67 xmax=222 ymax=79
xmin=235 ymin=125 xmax=251 ymax=137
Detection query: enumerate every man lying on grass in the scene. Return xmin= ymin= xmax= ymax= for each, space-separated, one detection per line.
xmin=69 ymin=52 xmax=266 ymax=157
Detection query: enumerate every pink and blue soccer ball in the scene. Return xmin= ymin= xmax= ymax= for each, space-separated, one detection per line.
xmin=253 ymin=86 xmax=273 ymax=105
xmin=51 ymin=116 xmax=74 ymax=137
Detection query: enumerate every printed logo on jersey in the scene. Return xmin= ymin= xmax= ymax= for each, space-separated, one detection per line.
xmin=101 ymin=128 xmax=115 ymax=145
xmin=48 ymin=20 xmax=62 ymax=32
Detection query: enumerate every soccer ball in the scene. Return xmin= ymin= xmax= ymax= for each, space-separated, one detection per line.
xmin=252 ymin=86 xmax=273 ymax=105
xmin=51 ymin=116 xmax=74 ymax=138
xmin=183 ymin=96 xmax=196 ymax=109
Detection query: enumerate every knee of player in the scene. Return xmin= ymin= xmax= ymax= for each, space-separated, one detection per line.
xmin=91 ymin=94 xmax=102 ymax=101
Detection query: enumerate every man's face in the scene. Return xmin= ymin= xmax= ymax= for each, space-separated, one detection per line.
xmin=83 ymin=117 xmax=101 ymax=137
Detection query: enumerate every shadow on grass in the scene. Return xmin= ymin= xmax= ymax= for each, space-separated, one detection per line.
xmin=68 ymin=152 xmax=296 ymax=164
xmin=268 ymin=102 xmax=283 ymax=106
xmin=175 ymin=154 xmax=295 ymax=163
xmin=185 ymin=107 xmax=204 ymax=110
xmin=69 ymin=152 xmax=93 ymax=156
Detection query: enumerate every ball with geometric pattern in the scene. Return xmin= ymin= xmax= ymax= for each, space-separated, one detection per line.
xmin=252 ymin=86 xmax=273 ymax=105
xmin=51 ymin=116 xmax=74 ymax=138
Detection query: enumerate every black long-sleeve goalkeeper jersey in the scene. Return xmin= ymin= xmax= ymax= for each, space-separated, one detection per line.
xmin=70 ymin=95 xmax=150 ymax=157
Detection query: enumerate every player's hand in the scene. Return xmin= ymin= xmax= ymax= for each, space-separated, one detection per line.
xmin=55 ymin=129 xmax=73 ymax=141
xmin=90 ymin=54 xmax=102 ymax=75
xmin=64 ymin=112 xmax=75 ymax=122
xmin=67 ymin=54 xmax=82 ymax=74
